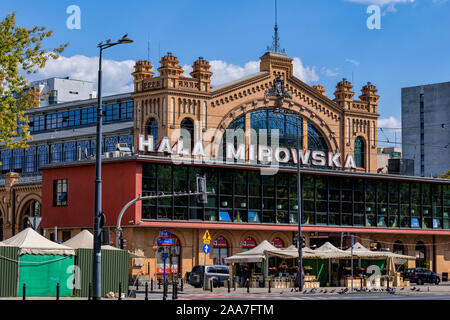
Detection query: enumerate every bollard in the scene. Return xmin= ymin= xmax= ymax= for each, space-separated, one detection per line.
xmin=56 ymin=283 xmax=60 ymax=300
xmin=163 ymin=281 xmax=167 ymax=300
xmin=180 ymin=278 xmax=184 ymax=292
xmin=234 ymin=279 xmax=236 ymax=291
xmin=175 ymin=281 xmax=178 ymax=299
xmin=118 ymin=282 xmax=122 ymax=301
xmin=23 ymin=284 xmax=26 ymax=300
xmin=228 ymin=279 xmax=231 ymax=293
xmin=88 ymin=283 xmax=92 ymax=300
xmin=386 ymin=276 xmax=390 ymax=291
xmin=268 ymin=280 xmax=271 ymax=293
xmin=360 ymin=275 xmax=363 ymax=291
xmin=145 ymin=282 xmax=148 ymax=300
xmin=210 ymin=279 xmax=213 ymax=293
xmin=247 ymin=280 xmax=250 ymax=293
xmin=158 ymin=280 xmax=161 ymax=290
xmin=136 ymin=280 xmax=139 ymax=292
xmin=151 ymin=278 xmax=154 ymax=292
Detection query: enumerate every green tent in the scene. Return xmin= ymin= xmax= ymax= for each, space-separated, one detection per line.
xmin=1 ymin=228 xmax=75 ymax=297
xmin=63 ymin=230 xmax=129 ymax=297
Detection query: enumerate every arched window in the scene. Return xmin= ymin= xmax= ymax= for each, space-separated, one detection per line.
xmin=393 ymin=240 xmax=404 ymax=255
xmin=415 ymin=241 xmax=426 ymax=268
xmin=213 ymin=236 xmax=228 ymax=265
xmin=307 ymin=123 xmax=328 ymax=152
xmin=223 ymin=109 xmax=329 ymax=161
xmin=354 ymin=137 xmax=365 ymax=168
xmin=147 ymin=118 xmax=158 ymax=148
xmin=180 ymin=118 xmax=194 ymax=151
xmin=271 ymin=237 xmax=284 ymax=248
xmin=156 ymin=235 xmax=181 ymax=281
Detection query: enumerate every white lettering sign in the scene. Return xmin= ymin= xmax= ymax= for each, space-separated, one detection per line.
xmin=138 ymin=134 xmax=357 ymax=170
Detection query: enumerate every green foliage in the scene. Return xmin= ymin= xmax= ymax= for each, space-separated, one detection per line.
xmin=439 ymin=170 xmax=450 ymax=179
xmin=0 ymin=12 xmax=68 ymax=152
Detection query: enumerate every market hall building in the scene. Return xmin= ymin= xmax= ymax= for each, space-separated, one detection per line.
xmin=33 ymin=49 xmax=450 ymax=281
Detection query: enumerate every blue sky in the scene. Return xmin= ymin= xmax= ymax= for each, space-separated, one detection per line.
xmin=2 ymin=0 xmax=450 ymax=146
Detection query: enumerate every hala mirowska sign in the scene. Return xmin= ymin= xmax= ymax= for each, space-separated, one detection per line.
xmin=139 ymin=134 xmax=357 ymax=170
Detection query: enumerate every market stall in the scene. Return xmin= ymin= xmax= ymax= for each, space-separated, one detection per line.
xmin=63 ymin=230 xmax=129 ymax=297
xmin=224 ymin=240 xmax=277 ymax=287
xmin=0 ymin=228 xmax=75 ymax=297
xmin=343 ymin=242 xmax=415 ymax=288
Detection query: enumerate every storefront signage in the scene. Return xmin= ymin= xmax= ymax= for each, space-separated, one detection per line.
xmin=242 ymin=237 xmax=257 ymax=248
xmin=213 ymin=236 xmax=228 ymax=248
xmin=139 ymin=135 xmax=356 ymax=169
xmin=271 ymin=237 xmax=284 ymax=248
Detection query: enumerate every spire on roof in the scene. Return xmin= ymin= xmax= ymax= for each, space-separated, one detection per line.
xmin=267 ymin=0 xmax=286 ymax=54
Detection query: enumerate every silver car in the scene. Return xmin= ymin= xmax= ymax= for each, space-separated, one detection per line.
xmin=189 ymin=265 xmax=230 ymax=288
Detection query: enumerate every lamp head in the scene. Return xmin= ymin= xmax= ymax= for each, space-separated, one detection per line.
xmin=118 ymin=34 xmax=133 ymax=44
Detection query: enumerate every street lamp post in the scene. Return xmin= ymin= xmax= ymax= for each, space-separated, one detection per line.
xmin=93 ymin=34 xmax=133 ymax=300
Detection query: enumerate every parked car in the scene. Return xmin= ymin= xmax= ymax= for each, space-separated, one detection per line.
xmin=188 ymin=265 xmax=230 ymax=288
xmin=402 ymin=268 xmax=440 ymax=285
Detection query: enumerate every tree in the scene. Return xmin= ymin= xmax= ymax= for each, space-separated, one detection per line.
xmin=0 ymin=12 xmax=68 ymax=153
xmin=439 ymin=170 xmax=450 ymax=179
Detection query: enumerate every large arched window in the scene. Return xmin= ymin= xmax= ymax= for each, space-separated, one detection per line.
xmin=354 ymin=137 xmax=365 ymax=168
xmin=147 ymin=118 xmax=158 ymax=148
xmin=180 ymin=118 xmax=194 ymax=151
xmin=308 ymin=123 xmax=328 ymax=152
xmin=223 ymin=109 xmax=329 ymax=161
xmin=415 ymin=241 xmax=426 ymax=268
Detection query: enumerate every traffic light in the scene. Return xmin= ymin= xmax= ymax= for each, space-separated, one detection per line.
xmin=196 ymin=175 xmax=208 ymax=204
xmin=300 ymin=236 xmax=306 ymax=248
xmin=293 ymin=236 xmax=298 ymax=247
xmin=119 ymin=234 xmax=127 ymax=249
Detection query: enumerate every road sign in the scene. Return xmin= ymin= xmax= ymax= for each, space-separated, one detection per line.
xmin=159 ymin=230 xmax=171 ymax=237
xmin=202 ymin=230 xmax=211 ymax=241
xmin=152 ymin=243 xmax=158 ymax=252
xmin=202 ymin=244 xmax=210 ymax=254
xmin=203 ymin=239 xmax=210 ymax=245
xmin=157 ymin=237 xmax=173 ymax=246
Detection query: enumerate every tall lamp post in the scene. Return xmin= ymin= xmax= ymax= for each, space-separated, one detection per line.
xmin=93 ymin=34 xmax=133 ymax=300
xmin=265 ymin=76 xmax=303 ymax=291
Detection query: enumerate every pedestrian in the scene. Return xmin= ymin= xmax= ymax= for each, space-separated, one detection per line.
xmin=242 ymin=265 xmax=250 ymax=287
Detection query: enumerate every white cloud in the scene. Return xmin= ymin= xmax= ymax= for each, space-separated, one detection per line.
xmin=184 ymin=57 xmax=319 ymax=86
xmin=345 ymin=59 xmax=360 ymax=66
xmin=33 ymin=54 xmax=321 ymax=94
xmin=320 ymin=66 xmax=339 ymax=77
xmin=346 ymin=0 xmax=414 ymax=5
xmin=378 ymin=116 xmax=401 ymax=130
xmin=292 ymin=57 xmax=320 ymax=83
xmin=30 ymin=54 xmax=135 ymax=96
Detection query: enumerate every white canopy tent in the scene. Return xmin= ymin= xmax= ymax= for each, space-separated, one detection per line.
xmin=224 ymin=240 xmax=277 ymax=263
xmin=345 ymin=242 xmax=415 ymax=275
xmin=63 ymin=229 xmax=120 ymax=251
xmin=1 ymin=228 xmax=75 ymax=255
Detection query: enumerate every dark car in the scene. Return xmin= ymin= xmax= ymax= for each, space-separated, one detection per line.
xmin=402 ymin=268 xmax=440 ymax=285
xmin=188 ymin=265 xmax=230 ymax=288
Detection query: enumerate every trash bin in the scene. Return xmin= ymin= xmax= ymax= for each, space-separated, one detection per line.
xmin=442 ymin=272 xmax=448 ymax=282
